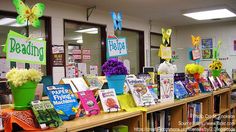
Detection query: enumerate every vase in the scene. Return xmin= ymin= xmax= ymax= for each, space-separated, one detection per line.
xmin=106 ymin=75 xmax=126 ymax=95
xmin=212 ymin=70 xmax=221 ymax=77
xmin=10 ymin=81 xmax=37 ymax=110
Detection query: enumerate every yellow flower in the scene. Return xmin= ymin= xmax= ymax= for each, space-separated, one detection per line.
xmin=6 ymin=68 xmax=43 ymax=87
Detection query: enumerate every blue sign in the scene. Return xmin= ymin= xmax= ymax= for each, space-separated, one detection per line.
xmin=107 ymin=37 xmax=128 ymax=58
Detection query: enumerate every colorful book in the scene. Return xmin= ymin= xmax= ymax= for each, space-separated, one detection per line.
xmin=208 ymin=76 xmax=219 ymax=90
xmin=83 ymin=76 xmax=103 ymax=90
xmin=31 ymin=100 xmax=63 ymax=129
xmin=45 ymin=84 xmax=79 ymax=121
xmin=174 ymin=81 xmax=188 ymax=99
xmin=98 ymin=89 xmax=120 ymax=112
xmin=137 ymin=73 xmax=153 ymax=86
xmin=71 ymin=77 xmax=88 ymax=92
xmin=160 ymin=74 xmax=174 ymax=102
xmin=216 ymin=77 xmax=224 ymax=88
xmin=199 ymin=77 xmax=213 ymax=92
xmin=77 ymin=90 xmax=100 ymax=115
xmin=126 ymin=78 xmax=155 ymax=106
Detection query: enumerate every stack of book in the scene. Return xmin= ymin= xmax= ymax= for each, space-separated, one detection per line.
xmin=187 ymin=102 xmax=202 ymax=125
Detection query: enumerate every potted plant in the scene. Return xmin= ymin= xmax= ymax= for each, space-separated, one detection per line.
xmin=6 ymin=68 xmax=43 ymax=110
xmin=209 ymin=60 xmax=222 ymax=77
xmin=102 ymin=58 xmax=128 ymax=95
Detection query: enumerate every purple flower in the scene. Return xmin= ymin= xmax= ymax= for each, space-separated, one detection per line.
xmin=102 ymin=58 xmax=128 ymax=76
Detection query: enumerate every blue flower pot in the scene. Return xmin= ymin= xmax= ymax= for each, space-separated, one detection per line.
xmin=106 ymin=75 xmax=126 ymax=95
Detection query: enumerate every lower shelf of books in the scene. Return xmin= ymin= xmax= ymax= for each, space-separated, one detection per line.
xmin=46 ymin=111 xmax=142 ymax=132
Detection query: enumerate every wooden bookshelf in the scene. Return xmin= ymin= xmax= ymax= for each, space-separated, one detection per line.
xmin=1 ymin=85 xmax=236 ymax=131
xmin=213 ymin=88 xmax=230 ymax=96
xmin=43 ymin=111 xmax=143 ymax=132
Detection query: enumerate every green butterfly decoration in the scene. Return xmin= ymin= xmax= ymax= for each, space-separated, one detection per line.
xmin=162 ymin=28 xmax=172 ymax=45
xmin=12 ymin=0 xmax=45 ymax=28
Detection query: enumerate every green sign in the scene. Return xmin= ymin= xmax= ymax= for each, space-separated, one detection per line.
xmin=3 ymin=30 xmax=46 ymax=65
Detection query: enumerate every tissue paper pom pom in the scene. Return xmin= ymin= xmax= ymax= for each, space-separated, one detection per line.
xmin=185 ymin=64 xmax=204 ymax=74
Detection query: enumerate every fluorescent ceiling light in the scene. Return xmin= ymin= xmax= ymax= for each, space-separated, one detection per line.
xmin=183 ymin=8 xmax=236 ymax=20
xmin=86 ymin=30 xmax=98 ymax=34
xmin=10 ymin=22 xmax=28 ymax=27
xmin=0 ymin=18 xmax=16 ymax=25
xmin=75 ymin=28 xmax=98 ymax=33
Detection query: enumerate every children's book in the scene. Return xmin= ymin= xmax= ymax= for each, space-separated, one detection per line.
xmin=159 ymin=74 xmax=174 ymax=102
xmin=208 ymin=76 xmax=219 ymax=90
xmin=45 ymin=84 xmax=79 ymax=121
xmin=83 ymin=76 xmax=103 ymax=90
xmin=199 ymin=77 xmax=213 ymax=92
xmin=31 ymin=100 xmax=63 ymax=129
xmin=77 ymin=90 xmax=100 ymax=115
xmin=174 ymin=81 xmax=188 ymax=99
xmin=216 ymin=77 xmax=224 ymax=88
xmin=126 ymin=78 xmax=155 ymax=106
xmin=98 ymin=89 xmax=120 ymax=112
xmin=71 ymin=77 xmax=88 ymax=92
xmin=137 ymin=73 xmax=153 ymax=86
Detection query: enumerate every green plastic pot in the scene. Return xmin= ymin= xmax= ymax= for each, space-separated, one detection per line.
xmin=10 ymin=81 xmax=37 ymax=110
xmin=212 ymin=70 xmax=221 ymax=77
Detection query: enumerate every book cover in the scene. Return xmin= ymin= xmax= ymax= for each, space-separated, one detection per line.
xmin=71 ymin=77 xmax=88 ymax=92
xmin=45 ymin=84 xmax=79 ymax=121
xmin=160 ymin=111 xmax=165 ymax=131
xmin=216 ymin=77 xmax=224 ymax=88
xmin=188 ymin=104 xmax=194 ymax=125
xmin=160 ymin=74 xmax=174 ymax=102
xmin=83 ymin=76 xmax=103 ymax=90
xmin=208 ymin=76 xmax=219 ymax=90
xmin=137 ymin=73 xmax=153 ymax=86
xmin=126 ymin=78 xmax=155 ymax=106
xmin=199 ymin=77 xmax=213 ymax=92
xmin=174 ymin=81 xmax=188 ymax=99
xmin=77 ymin=90 xmax=100 ymax=115
xmin=31 ymin=100 xmax=63 ymax=129
xmin=98 ymin=89 xmax=120 ymax=112
xmin=148 ymin=87 xmax=158 ymax=103
xmin=195 ymin=102 xmax=202 ymax=123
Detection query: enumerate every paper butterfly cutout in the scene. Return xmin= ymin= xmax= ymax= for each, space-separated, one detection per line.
xmin=111 ymin=12 xmax=122 ymax=31
xmin=191 ymin=35 xmax=201 ymax=48
xmin=162 ymin=28 xmax=172 ymax=44
xmin=13 ymin=0 xmax=45 ymax=28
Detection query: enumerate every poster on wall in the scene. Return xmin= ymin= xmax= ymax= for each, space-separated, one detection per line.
xmin=52 ymin=46 xmax=64 ymax=66
xmin=201 ymin=38 xmax=213 ymax=60
xmin=0 ymin=58 xmax=10 ymax=79
xmin=107 ymin=37 xmax=127 ymax=58
xmin=90 ymin=65 xmax=98 ymax=76
xmin=4 ymin=30 xmax=46 ymax=65
xmin=229 ymin=37 xmax=236 ymax=56
xmin=78 ymin=63 xmax=87 ymax=77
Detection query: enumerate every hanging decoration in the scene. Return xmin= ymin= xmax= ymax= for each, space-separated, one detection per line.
xmin=185 ymin=35 xmax=203 ymax=81
xmin=209 ymin=39 xmax=223 ymax=77
xmin=158 ymin=28 xmax=177 ymax=75
xmin=158 ymin=28 xmax=172 ymax=61
xmin=189 ymin=35 xmax=201 ymax=63
xmin=111 ymin=11 xmax=122 ymax=31
xmin=13 ymin=0 xmax=45 ymax=28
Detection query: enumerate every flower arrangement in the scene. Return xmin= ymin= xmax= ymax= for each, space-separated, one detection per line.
xmin=6 ymin=68 xmax=43 ymax=87
xmin=209 ymin=60 xmax=222 ymax=70
xmin=102 ymin=58 xmax=128 ymax=76
xmin=185 ymin=64 xmax=204 ymax=75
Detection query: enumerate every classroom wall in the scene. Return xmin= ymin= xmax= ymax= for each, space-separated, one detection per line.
xmin=0 ymin=0 xmax=168 ymax=83
xmin=172 ymin=21 xmax=236 ymax=77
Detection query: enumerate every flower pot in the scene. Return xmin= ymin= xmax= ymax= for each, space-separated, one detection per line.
xmin=10 ymin=81 xmax=37 ymax=110
xmin=106 ymin=75 xmax=126 ymax=95
xmin=212 ymin=70 xmax=221 ymax=77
